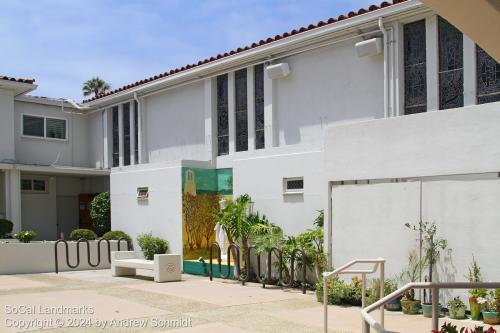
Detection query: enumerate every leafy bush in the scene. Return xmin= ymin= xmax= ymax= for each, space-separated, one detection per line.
xmin=366 ymin=278 xmax=399 ymax=305
xmin=315 ymin=276 xmax=365 ymax=306
xmin=15 ymin=230 xmax=37 ymax=243
xmin=0 ymin=219 xmax=14 ymax=238
xmin=432 ymin=322 xmax=497 ymax=333
xmin=70 ymin=229 xmax=97 ymax=241
xmin=90 ymin=192 xmax=110 ymax=236
xmin=137 ymin=233 xmax=169 ymax=260
xmin=102 ymin=230 xmax=131 ymax=243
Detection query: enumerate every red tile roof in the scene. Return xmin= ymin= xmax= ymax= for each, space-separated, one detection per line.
xmin=0 ymin=75 xmax=35 ymax=85
xmin=82 ymin=0 xmax=408 ymax=103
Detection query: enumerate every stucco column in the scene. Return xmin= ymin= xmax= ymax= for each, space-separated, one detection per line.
xmin=325 ymin=181 xmax=333 ymax=268
xmin=129 ymin=102 xmax=136 ymax=165
xmin=426 ymin=15 xmax=439 ymax=111
xmin=118 ymin=104 xmax=124 ymax=167
xmin=264 ymin=65 xmax=277 ymax=148
xmin=103 ymin=108 xmax=112 ymax=169
xmin=247 ymin=66 xmax=255 ymax=151
xmin=5 ymin=170 xmax=22 ymax=234
xmin=463 ymin=35 xmax=477 ymax=106
xmin=228 ymin=72 xmax=236 ymax=154
xmin=204 ymin=78 xmax=217 ymax=164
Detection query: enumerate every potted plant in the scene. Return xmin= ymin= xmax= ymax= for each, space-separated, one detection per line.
xmin=14 ymin=230 xmax=37 ymax=243
xmin=448 ymin=297 xmax=467 ymax=319
xmin=366 ymin=278 xmax=401 ymax=311
xmin=399 ymin=250 xmax=426 ymax=315
xmin=137 ymin=232 xmax=169 ymax=260
xmin=406 ymin=222 xmax=448 ymax=318
xmin=479 ymin=290 xmax=500 ymax=325
xmin=467 ymin=256 xmax=487 ymax=321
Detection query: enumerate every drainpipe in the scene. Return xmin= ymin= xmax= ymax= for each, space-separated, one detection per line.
xmin=378 ymin=17 xmax=389 ymax=119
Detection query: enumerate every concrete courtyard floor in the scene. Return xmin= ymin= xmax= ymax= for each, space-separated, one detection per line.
xmin=0 ymin=270 xmax=498 ymax=333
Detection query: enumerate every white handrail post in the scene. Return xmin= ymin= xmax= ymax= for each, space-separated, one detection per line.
xmin=432 ymin=286 xmax=439 ymax=331
xmin=362 ymin=273 xmax=366 ymax=308
xmin=380 ymin=260 xmax=385 ymax=328
xmin=324 ymin=274 xmax=328 ymax=333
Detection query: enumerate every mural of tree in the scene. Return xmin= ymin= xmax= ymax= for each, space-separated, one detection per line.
xmin=198 ymin=194 xmax=220 ymax=249
xmin=182 ymin=193 xmax=199 ymax=250
xmin=183 ymin=193 xmax=220 ymax=250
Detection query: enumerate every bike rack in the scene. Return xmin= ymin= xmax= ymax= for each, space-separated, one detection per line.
xmin=209 ymin=242 xmax=308 ymax=294
xmin=54 ymin=237 xmax=130 ymax=274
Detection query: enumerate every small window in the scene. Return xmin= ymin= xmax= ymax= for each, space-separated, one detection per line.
xmin=23 ymin=115 xmax=45 ymax=137
xmin=46 ymin=118 xmax=66 ymax=139
xmin=21 ymin=178 xmax=48 ymax=193
xmin=137 ymin=187 xmax=149 ymax=200
xmin=283 ymin=177 xmax=304 ymax=194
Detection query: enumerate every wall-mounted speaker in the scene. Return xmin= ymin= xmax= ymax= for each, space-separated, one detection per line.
xmin=355 ymin=38 xmax=383 ymax=57
xmin=266 ymin=63 xmax=290 ymax=80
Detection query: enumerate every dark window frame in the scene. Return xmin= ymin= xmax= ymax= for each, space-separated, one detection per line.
xmin=254 ymin=64 xmax=265 ymax=149
xmin=235 ymin=69 xmax=248 ymax=152
xmin=216 ymin=74 xmax=229 ymax=156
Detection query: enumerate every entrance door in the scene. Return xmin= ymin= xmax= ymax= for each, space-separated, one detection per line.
xmin=78 ymin=194 xmax=96 ymax=230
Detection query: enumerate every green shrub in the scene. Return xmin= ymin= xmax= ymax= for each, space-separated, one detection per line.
xmin=90 ymin=192 xmax=110 ymax=236
xmin=102 ymin=230 xmax=131 ymax=243
xmin=137 ymin=232 xmax=169 ymax=260
xmin=0 ymin=219 xmax=14 ymax=238
xmin=15 ymin=230 xmax=37 ymax=243
xmin=70 ymin=229 xmax=97 ymax=241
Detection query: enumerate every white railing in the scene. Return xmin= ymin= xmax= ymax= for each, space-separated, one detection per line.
xmin=361 ymin=282 xmax=500 ymax=333
xmin=323 ymin=258 xmax=386 ymax=333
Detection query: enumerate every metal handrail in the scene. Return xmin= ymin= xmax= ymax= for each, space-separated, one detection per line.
xmin=361 ymin=282 xmax=500 ymax=333
xmin=323 ymin=258 xmax=386 ymax=333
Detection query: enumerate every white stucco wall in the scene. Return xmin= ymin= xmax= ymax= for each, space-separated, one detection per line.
xmin=332 ymin=175 xmax=500 ymax=303
xmin=144 ymin=82 xmax=206 ymax=163
xmin=0 ymin=89 xmax=15 ymax=162
xmin=275 ymin=39 xmax=384 ymax=147
xmin=232 ymin=148 xmax=324 ymax=235
xmin=110 ymin=161 xmax=183 ymax=258
xmin=0 ymin=171 xmax=5 ymax=219
xmin=87 ymin=110 xmax=104 ymax=169
xmin=14 ymin=101 xmax=90 ymax=167
xmin=324 ymin=102 xmax=500 ymax=181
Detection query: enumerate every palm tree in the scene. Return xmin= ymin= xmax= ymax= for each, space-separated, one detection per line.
xmin=82 ymin=77 xmax=111 ymax=97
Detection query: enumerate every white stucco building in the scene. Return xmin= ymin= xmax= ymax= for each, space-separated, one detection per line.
xmin=1 ymin=0 xmax=499 ymax=284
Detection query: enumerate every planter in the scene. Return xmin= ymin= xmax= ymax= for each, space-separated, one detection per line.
xmin=401 ymin=299 xmax=421 ymax=315
xmin=449 ymin=306 xmax=466 ymax=319
xmin=482 ymin=311 xmax=500 ymax=325
xmin=422 ymin=303 xmax=442 ymax=318
xmin=385 ymin=299 xmax=402 ymax=311
xmin=469 ymin=297 xmax=482 ymax=321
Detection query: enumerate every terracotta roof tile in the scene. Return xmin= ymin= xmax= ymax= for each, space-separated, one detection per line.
xmin=0 ymin=75 xmax=35 ymax=85
xmin=82 ymin=0 xmax=408 ymax=103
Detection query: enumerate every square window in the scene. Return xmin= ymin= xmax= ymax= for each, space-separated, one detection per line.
xmin=23 ymin=115 xmax=44 ymax=137
xmin=283 ymin=177 xmax=304 ymax=194
xmin=137 ymin=187 xmax=149 ymax=200
xmin=46 ymin=118 xmax=67 ymax=139
xmin=33 ymin=179 xmax=46 ymax=192
xmin=21 ymin=179 xmax=32 ymax=191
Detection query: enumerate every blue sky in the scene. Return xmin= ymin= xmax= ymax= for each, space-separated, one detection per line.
xmin=1 ymin=0 xmax=375 ymax=101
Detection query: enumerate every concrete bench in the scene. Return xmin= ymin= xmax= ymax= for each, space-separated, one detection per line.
xmin=111 ymin=251 xmax=181 ymax=282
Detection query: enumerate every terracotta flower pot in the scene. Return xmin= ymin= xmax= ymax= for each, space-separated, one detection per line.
xmin=401 ymin=299 xmax=421 ymax=315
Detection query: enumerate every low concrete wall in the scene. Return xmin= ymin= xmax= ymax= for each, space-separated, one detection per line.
xmin=0 ymin=240 xmax=126 ymax=274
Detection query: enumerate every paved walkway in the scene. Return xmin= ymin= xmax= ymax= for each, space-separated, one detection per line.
xmin=0 ymin=270 xmax=498 ymax=332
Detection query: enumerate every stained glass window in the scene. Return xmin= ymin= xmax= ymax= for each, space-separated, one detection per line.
xmin=134 ymin=100 xmax=139 ymax=164
xmin=438 ymin=17 xmax=463 ymax=110
xmin=476 ymin=46 xmax=500 ymax=104
xmin=235 ymin=69 xmax=248 ymax=152
xmin=112 ymin=106 xmax=119 ymax=167
xmin=123 ymin=103 xmax=130 ymax=166
xmin=217 ymin=74 xmax=229 ymax=156
xmin=404 ymin=20 xmax=427 ymax=115
xmin=254 ymin=64 xmax=265 ymax=149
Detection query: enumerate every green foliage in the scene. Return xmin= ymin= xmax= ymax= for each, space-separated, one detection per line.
xmin=467 ymin=256 xmax=487 ymax=299
xmin=101 ymin=230 xmax=131 ymax=243
xmin=367 ymin=278 xmax=399 ymax=305
xmin=433 ymin=322 xmax=497 ymax=333
xmin=315 ymin=276 xmax=366 ymax=306
xmin=137 ymin=232 xmax=169 ymax=260
xmin=399 ymin=250 xmax=427 ymax=301
xmin=314 ymin=209 xmax=324 ymax=228
xmin=70 ymin=229 xmax=97 ymax=241
xmin=82 ymin=77 xmax=111 ymax=97
xmin=90 ymin=192 xmax=110 ymax=236
xmin=447 ymin=297 xmax=466 ymax=311
xmin=0 ymin=219 xmax=14 ymax=238
xmin=15 ymin=230 xmax=37 ymax=243
xmin=251 ymin=220 xmax=283 ymax=255
xmin=216 ymin=194 xmax=253 ymax=244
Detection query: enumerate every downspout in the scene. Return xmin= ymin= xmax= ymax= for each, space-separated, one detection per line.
xmin=378 ymin=17 xmax=389 ymax=118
